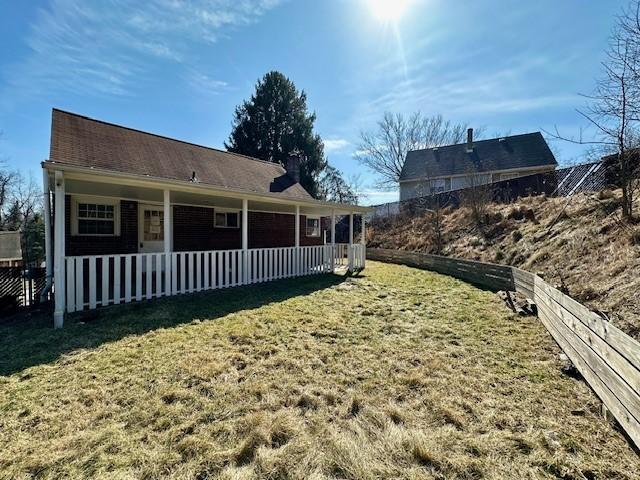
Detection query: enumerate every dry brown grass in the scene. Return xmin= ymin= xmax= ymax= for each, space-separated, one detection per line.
xmin=368 ymin=189 xmax=640 ymax=339
xmin=0 ymin=262 xmax=637 ymax=479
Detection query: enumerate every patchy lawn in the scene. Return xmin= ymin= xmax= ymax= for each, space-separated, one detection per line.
xmin=0 ymin=261 xmax=637 ymax=479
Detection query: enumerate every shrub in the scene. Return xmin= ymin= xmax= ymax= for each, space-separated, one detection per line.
xmin=598 ymin=189 xmax=614 ymax=200
xmin=511 ymin=230 xmax=523 ymax=242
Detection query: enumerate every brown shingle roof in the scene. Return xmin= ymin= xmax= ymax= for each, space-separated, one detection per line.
xmin=47 ymin=109 xmax=313 ymax=200
xmin=0 ymin=231 xmax=22 ymax=261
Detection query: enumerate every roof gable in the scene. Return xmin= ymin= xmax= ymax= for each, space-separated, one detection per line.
xmin=400 ymin=132 xmax=557 ymax=181
xmin=47 ymin=109 xmax=313 ymax=200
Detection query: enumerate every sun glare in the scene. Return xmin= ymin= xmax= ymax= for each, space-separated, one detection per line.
xmin=369 ymin=0 xmax=411 ymax=22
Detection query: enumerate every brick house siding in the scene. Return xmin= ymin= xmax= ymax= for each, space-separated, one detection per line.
xmin=65 ymin=197 xmax=325 ymax=256
xmin=65 ymin=196 xmax=138 ymax=256
xmin=172 ymin=205 xmax=325 ymax=251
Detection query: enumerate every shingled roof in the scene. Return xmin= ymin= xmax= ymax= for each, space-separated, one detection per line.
xmin=400 ymin=132 xmax=557 ymax=181
xmin=0 ymin=231 xmax=22 ymax=261
xmin=47 ymin=109 xmax=312 ymax=200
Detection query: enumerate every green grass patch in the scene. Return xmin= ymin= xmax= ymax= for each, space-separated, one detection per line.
xmin=0 ymin=261 xmax=637 ymax=479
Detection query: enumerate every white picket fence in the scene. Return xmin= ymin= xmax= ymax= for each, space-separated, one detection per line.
xmin=63 ymin=244 xmax=365 ymax=312
xmin=350 ymin=244 xmax=366 ymax=270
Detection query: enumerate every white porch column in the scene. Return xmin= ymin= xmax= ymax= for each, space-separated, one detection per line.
xmin=294 ymin=205 xmax=300 ymax=247
xmin=242 ymin=198 xmax=248 ymax=284
xmin=42 ymin=169 xmax=53 ymax=292
xmin=294 ymin=205 xmax=300 ymax=275
xmin=361 ymin=213 xmax=366 ymax=269
xmin=348 ymin=212 xmax=354 ymax=271
xmin=53 ymin=171 xmax=65 ymax=328
xmin=349 ymin=212 xmax=354 ymax=245
xmin=331 ymin=209 xmax=336 ymax=245
xmin=330 ymin=209 xmax=336 ymax=271
xmin=163 ymin=189 xmax=171 ymax=295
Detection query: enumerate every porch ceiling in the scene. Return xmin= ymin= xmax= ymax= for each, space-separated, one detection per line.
xmin=63 ymin=178 xmax=350 ymax=216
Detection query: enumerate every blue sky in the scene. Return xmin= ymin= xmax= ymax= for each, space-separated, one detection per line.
xmin=0 ymin=0 xmax=627 ymax=205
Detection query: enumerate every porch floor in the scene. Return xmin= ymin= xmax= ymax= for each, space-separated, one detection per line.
xmin=0 ymin=262 xmax=636 ymax=478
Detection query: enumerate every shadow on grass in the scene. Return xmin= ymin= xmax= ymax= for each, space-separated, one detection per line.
xmin=0 ymin=273 xmax=346 ymax=377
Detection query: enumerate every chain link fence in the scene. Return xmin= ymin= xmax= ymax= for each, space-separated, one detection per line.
xmin=367 ymin=160 xmax=614 ymax=221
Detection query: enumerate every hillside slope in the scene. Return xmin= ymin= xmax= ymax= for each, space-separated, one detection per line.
xmin=367 ymin=190 xmax=640 ymax=339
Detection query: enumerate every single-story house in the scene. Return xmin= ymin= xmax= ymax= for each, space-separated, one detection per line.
xmin=0 ymin=231 xmax=23 ymax=267
xmin=43 ymin=109 xmax=368 ymax=327
xmin=399 ymin=129 xmax=557 ymax=201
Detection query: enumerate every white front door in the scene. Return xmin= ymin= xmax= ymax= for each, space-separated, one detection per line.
xmin=139 ymin=204 xmax=165 ymax=253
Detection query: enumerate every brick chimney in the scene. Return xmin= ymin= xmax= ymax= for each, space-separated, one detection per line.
xmin=466 ymin=128 xmax=474 ymax=153
xmin=285 ymin=153 xmax=302 ymax=183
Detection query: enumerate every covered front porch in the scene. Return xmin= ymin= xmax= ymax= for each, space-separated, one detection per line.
xmin=44 ymin=168 xmax=367 ymax=328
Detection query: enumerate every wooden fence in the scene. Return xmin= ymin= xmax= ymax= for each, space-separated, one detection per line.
xmin=63 ymin=244 xmax=366 ymax=314
xmin=0 ymin=267 xmax=48 ymax=316
xmin=367 ymin=248 xmax=640 ymax=448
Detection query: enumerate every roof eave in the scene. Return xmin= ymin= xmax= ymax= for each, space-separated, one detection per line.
xmin=42 ymin=160 xmax=371 ymax=213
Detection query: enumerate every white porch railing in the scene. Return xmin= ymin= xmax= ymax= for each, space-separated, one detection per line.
xmin=63 ymin=244 xmax=364 ymax=312
xmin=350 ymin=244 xmax=366 ymax=270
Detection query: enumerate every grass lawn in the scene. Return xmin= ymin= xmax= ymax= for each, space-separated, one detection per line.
xmin=0 ymin=261 xmax=637 ymax=479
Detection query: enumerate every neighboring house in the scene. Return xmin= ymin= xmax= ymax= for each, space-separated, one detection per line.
xmin=43 ymin=109 xmax=368 ymax=327
xmin=399 ymin=129 xmax=558 ymax=201
xmin=0 ymin=231 xmax=23 ymax=267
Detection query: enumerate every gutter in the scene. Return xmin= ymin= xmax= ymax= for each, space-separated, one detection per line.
xmin=42 ymin=161 xmax=372 ymax=213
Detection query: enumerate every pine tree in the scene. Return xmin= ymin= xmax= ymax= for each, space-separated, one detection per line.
xmin=225 ymin=71 xmax=326 ymax=198
xmin=3 ymin=200 xmax=22 ymax=231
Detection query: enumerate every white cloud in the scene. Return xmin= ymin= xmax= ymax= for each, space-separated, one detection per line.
xmin=324 ymin=138 xmax=350 ymax=152
xmin=360 ymin=189 xmax=399 ymax=206
xmin=1 ymin=0 xmax=282 ymax=102
xmin=187 ymin=71 xmax=230 ymax=95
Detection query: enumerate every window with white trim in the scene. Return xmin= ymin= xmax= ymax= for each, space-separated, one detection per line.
xmin=306 ymin=216 xmax=320 ymax=237
xmin=73 ymin=198 xmax=119 ymax=236
xmin=214 ymin=210 xmax=240 ymax=228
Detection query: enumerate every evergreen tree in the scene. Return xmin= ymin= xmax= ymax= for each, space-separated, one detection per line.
xmin=3 ymin=200 xmax=22 ymax=231
xmin=225 ymin=71 xmax=326 ymax=198
xmin=22 ymin=212 xmax=45 ymax=266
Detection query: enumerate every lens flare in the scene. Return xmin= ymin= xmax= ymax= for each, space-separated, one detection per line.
xmin=369 ymin=0 xmax=411 ymax=22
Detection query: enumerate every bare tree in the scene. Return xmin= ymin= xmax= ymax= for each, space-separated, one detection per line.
xmin=318 ymin=164 xmax=358 ymax=204
xmin=0 ymin=132 xmax=18 ymax=227
xmin=356 ymin=112 xmax=479 ymax=188
xmin=347 ymin=173 xmax=367 ymax=206
xmin=460 ymin=166 xmax=494 ymax=228
xmin=0 ymin=163 xmax=16 ymax=227
xmin=546 ymin=0 xmax=640 ymax=219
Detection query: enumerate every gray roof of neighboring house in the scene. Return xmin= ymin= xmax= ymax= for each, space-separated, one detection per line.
xmin=0 ymin=231 xmax=22 ymax=261
xmin=46 ymin=109 xmax=313 ymax=200
xmin=399 ymin=132 xmax=557 ymax=181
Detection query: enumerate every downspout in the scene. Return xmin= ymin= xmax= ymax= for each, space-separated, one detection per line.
xmin=40 ymin=169 xmax=53 ymax=303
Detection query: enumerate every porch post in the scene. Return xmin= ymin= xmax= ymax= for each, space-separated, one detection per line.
xmin=42 ymin=169 xmax=52 ymax=292
xmin=242 ymin=198 xmax=248 ymax=284
xmin=361 ymin=213 xmax=366 ymax=269
xmin=163 ymin=189 xmax=171 ymax=295
xmin=295 ymin=205 xmax=300 ymax=247
xmin=295 ymin=205 xmax=300 ymax=275
xmin=330 ymin=209 xmax=335 ymax=271
xmin=348 ymin=212 xmax=354 ymax=270
xmin=349 ymin=212 xmax=354 ymax=245
xmin=53 ymin=171 xmax=65 ymax=328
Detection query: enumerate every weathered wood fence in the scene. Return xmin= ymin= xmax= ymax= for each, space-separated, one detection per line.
xmin=0 ymin=267 xmax=48 ymax=317
xmin=367 ymin=248 xmax=640 ymax=448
